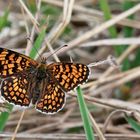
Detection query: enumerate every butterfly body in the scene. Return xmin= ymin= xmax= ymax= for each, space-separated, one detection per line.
xmin=0 ymin=48 xmax=90 ymax=114
xmin=29 ymin=63 xmax=52 ymax=105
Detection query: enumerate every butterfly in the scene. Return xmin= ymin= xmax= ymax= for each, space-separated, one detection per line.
xmin=0 ymin=48 xmax=90 ymax=114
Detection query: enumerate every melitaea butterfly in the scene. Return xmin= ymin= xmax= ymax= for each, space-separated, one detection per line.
xmin=0 ymin=48 xmax=89 ymax=114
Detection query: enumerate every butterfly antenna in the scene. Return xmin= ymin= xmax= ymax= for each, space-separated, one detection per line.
xmin=26 ymin=37 xmax=42 ymax=61
xmin=70 ymin=56 xmax=74 ymax=63
xmin=46 ymin=44 xmax=68 ymax=60
xmin=33 ymin=45 xmax=42 ymax=61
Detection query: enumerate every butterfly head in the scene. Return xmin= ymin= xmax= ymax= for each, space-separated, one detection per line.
xmin=41 ymin=57 xmax=47 ymax=64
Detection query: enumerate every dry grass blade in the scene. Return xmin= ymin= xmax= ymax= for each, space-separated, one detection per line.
xmin=89 ymin=113 xmax=106 ymax=140
xmin=38 ymin=0 xmax=74 ymax=56
xmin=80 ymin=38 xmax=140 ymax=47
xmin=43 ymin=0 xmax=140 ymax=29
xmin=11 ymin=110 xmax=25 ymax=140
xmin=18 ymin=0 xmax=39 ymax=26
xmin=56 ymin=3 xmax=140 ymax=54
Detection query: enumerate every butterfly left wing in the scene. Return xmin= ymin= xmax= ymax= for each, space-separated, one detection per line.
xmin=0 ymin=48 xmax=38 ymax=78
xmin=36 ymin=77 xmax=65 ymax=114
xmin=1 ymin=73 xmax=31 ymax=106
xmin=47 ymin=63 xmax=90 ymax=91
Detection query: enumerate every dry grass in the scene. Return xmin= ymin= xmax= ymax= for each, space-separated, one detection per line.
xmin=0 ymin=0 xmax=140 ymax=140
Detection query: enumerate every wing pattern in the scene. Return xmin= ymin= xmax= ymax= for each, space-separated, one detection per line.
xmin=0 ymin=48 xmax=38 ymax=78
xmin=48 ymin=63 xmax=90 ymax=91
xmin=36 ymin=77 xmax=65 ymax=114
xmin=1 ymin=73 xmax=31 ymax=106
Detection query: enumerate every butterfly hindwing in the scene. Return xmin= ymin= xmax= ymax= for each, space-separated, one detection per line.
xmin=1 ymin=73 xmax=31 ymax=106
xmin=36 ymin=77 xmax=65 ymax=114
xmin=48 ymin=63 xmax=90 ymax=91
xmin=0 ymin=48 xmax=38 ymax=78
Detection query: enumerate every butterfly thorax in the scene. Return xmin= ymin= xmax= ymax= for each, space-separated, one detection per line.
xmin=36 ymin=63 xmax=47 ymax=79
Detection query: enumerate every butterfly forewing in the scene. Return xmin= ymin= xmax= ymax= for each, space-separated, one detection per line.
xmin=0 ymin=48 xmax=38 ymax=78
xmin=36 ymin=77 xmax=65 ymax=114
xmin=48 ymin=63 xmax=90 ymax=91
xmin=1 ymin=73 xmax=31 ymax=106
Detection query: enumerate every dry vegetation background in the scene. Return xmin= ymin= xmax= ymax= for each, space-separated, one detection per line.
xmin=0 ymin=0 xmax=140 ymax=140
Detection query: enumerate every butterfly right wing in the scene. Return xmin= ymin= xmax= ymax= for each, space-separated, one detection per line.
xmin=36 ymin=77 xmax=65 ymax=114
xmin=0 ymin=48 xmax=38 ymax=78
xmin=47 ymin=63 xmax=90 ymax=91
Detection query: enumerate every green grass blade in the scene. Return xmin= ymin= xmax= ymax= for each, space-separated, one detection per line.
xmin=99 ymin=0 xmax=134 ymax=71
xmin=0 ymin=104 xmax=13 ymax=131
xmin=121 ymin=1 xmax=134 ymax=71
xmin=122 ymin=1 xmax=134 ymax=37
xmin=26 ymin=0 xmax=37 ymax=14
xmin=125 ymin=116 xmax=140 ymax=133
xmin=99 ymin=0 xmax=122 ymax=56
xmin=127 ymin=2 xmax=140 ymax=68
xmin=29 ymin=29 xmax=46 ymax=59
xmin=0 ymin=9 xmax=9 ymax=31
xmin=99 ymin=0 xmax=117 ymax=37
xmin=77 ymin=87 xmax=95 ymax=140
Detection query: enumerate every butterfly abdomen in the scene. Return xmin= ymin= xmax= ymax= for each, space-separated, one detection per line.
xmin=31 ymin=66 xmax=47 ymax=104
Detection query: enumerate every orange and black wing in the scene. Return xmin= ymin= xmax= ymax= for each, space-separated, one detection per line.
xmin=36 ymin=77 xmax=65 ymax=114
xmin=1 ymin=73 xmax=31 ymax=106
xmin=47 ymin=63 xmax=90 ymax=91
xmin=0 ymin=48 xmax=38 ymax=78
